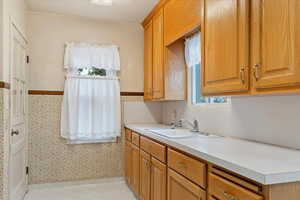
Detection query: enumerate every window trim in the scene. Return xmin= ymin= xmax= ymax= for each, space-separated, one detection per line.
xmin=188 ymin=65 xmax=231 ymax=107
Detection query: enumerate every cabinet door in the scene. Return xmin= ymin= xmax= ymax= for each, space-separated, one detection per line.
xmin=164 ymin=0 xmax=203 ymax=46
xmin=151 ymin=157 xmax=166 ymax=200
xmin=132 ymin=144 xmax=140 ymax=196
xmin=202 ymin=0 xmax=250 ymax=95
xmin=140 ymin=150 xmax=151 ymax=200
xmin=168 ymin=169 xmax=206 ymax=200
xmin=125 ymin=141 xmax=132 ymax=186
xmin=251 ymin=0 xmax=300 ymax=90
xmin=152 ymin=9 xmax=165 ymax=99
xmin=144 ymin=21 xmax=153 ymax=100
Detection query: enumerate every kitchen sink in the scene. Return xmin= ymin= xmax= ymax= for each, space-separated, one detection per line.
xmin=147 ymin=128 xmax=204 ymax=139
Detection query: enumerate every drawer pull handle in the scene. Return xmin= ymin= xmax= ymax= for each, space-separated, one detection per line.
xmin=240 ymin=67 xmax=246 ymax=84
xmin=253 ymin=64 xmax=260 ymax=81
xmin=178 ymin=162 xmax=187 ymax=169
xmin=223 ymin=192 xmax=238 ymax=200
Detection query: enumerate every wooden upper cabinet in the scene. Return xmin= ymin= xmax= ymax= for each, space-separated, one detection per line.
xmin=164 ymin=0 xmax=203 ymax=46
xmin=202 ymin=0 xmax=250 ymax=95
xmin=144 ymin=21 xmax=153 ymax=101
xmin=251 ymin=0 xmax=300 ymax=91
xmin=152 ymin=9 xmax=165 ymax=99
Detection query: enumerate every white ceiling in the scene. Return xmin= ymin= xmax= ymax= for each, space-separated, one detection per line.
xmin=26 ymin=0 xmax=159 ymax=22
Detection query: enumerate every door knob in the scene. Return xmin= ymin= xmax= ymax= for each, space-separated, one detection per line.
xmin=11 ymin=130 xmax=19 ymax=136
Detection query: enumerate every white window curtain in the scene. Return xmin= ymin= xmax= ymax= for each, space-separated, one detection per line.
xmin=185 ymin=32 xmax=201 ymax=68
xmin=64 ymin=42 xmax=120 ymax=72
xmin=61 ymin=43 xmax=121 ymax=143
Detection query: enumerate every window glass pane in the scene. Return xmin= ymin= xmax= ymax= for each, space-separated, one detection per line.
xmin=77 ymin=67 xmax=107 ymax=76
xmin=190 ymin=63 xmax=228 ymax=105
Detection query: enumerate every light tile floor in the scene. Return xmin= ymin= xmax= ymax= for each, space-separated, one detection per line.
xmin=25 ymin=178 xmax=137 ymax=200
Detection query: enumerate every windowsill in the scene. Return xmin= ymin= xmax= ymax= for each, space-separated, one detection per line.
xmin=67 ymin=137 xmax=120 ymax=144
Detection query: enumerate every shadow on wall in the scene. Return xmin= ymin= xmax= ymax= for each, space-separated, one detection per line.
xmin=123 ymin=100 xmax=163 ymax=124
xmin=162 ymin=95 xmax=300 ymax=149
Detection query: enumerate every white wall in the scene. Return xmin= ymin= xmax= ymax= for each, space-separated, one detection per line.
xmin=27 ymin=11 xmax=144 ymax=92
xmin=163 ymin=94 xmax=300 ymax=149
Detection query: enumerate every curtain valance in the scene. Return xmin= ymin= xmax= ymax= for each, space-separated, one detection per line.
xmin=185 ymin=33 xmax=201 ymax=68
xmin=64 ymin=43 xmax=120 ymax=71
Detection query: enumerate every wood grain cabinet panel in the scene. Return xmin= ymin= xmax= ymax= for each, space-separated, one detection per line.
xmin=168 ymin=149 xmax=206 ymax=188
xmin=168 ymin=168 xmax=206 ymax=200
xmin=151 ymin=158 xmax=167 ymax=200
xmin=202 ymin=0 xmax=250 ymax=95
xmin=131 ymin=144 xmax=140 ymax=196
xmin=140 ymin=151 xmax=151 ymax=200
xmin=164 ymin=0 xmax=203 ymax=46
xmin=251 ymin=0 xmax=300 ymax=90
xmin=209 ymin=173 xmax=263 ymax=200
xmin=144 ymin=21 xmax=153 ymax=101
xmin=125 ymin=141 xmax=132 ymax=186
xmin=152 ymin=9 xmax=165 ymax=99
xmin=132 ymin=132 xmax=140 ymax=147
xmin=140 ymin=136 xmax=166 ymax=163
xmin=125 ymin=128 xmax=132 ymax=142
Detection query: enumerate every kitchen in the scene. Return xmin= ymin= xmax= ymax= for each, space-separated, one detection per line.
xmin=1 ymin=0 xmax=300 ymax=200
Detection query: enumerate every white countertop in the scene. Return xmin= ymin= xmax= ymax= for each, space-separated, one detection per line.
xmin=126 ymin=123 xmax=300 ymax=185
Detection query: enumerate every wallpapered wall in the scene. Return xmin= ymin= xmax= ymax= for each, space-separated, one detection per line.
xmin=28 ymin=95 xmax=162 ymax=184
xmin=28 ymin=95 xmax=124 ymax=184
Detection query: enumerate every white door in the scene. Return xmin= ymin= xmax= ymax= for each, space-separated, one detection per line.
xmin=9 ymin=24 xmax=28 ymax=200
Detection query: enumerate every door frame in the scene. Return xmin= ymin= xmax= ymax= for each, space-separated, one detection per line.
xmin=8 ymin=18 xmax=29 ymax=200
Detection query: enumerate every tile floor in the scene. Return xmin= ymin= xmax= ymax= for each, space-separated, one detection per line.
xmin=25 ymin=178 xmax=137 ymax=200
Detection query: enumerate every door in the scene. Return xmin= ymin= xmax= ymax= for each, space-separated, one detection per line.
xmin=125 ymin=141 xmax=132 ymax=186
xmin=144 ymin=21 xmax=153 ymax=101
xmin=167 ymin=169 xmax=206 ymax=200
xmin=151 ymin=157 xmax=166 ymax=200
xmin=251 ymin=0 xmax=300 ymax=89
xmin=152 ymin=9 xmax=165 ymax=99
xmin=9 ymin=24 xmax=28 ymax=200
xmin=131 ymin=144 xmax=140 ymax=196
xmin=140 ymin=150 xmax=151 ymax=200
xmin=202 ymin=0 xmax=250 ymax=95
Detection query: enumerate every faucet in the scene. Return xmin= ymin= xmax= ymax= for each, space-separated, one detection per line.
xmin=170 ymin=120 xmax=183 ymax=129
xmin=181 ymin=119 xmax=200 ymax=133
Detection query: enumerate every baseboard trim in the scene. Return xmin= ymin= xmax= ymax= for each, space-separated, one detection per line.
xmin=29 ymin=177 xmax=125 ymax=190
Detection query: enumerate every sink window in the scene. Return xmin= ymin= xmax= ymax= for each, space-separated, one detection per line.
xmin=185 ymin=33 xmax=229 ymax=105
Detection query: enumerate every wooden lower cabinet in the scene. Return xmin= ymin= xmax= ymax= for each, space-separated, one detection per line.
xmin=209 ymin=173 xmax=263 ymax=200
xmin=132 ymin=144 xmax=140 ymax=196
xmin=125 ymin=141 xmax=132 ymax=186
xmin=151 ymin=158 xmax=167 ymax=200
xmin=140 ymin=150 xmax=151 ymax=200
xmin=167 ymin=168 xmax=206 ymax=200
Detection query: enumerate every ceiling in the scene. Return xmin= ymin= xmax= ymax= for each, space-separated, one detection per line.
xmin=26 ymin=0 xmax=159 ymax=22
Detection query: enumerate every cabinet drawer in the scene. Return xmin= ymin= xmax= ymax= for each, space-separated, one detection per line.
xmin=125 ymin=129 xmax=132 ymax=142
xmin=140 ymin=136 xmax=166 ymax=163
xmin=131 ymin=132 xmax=140 ymax=147
xmin=168 ymin=168 xmax=206 ymax=200
xmin=209 ymin=173 xmax=263 ymax=200
xmin=168 ymin=149 xmax=206 ymax=188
